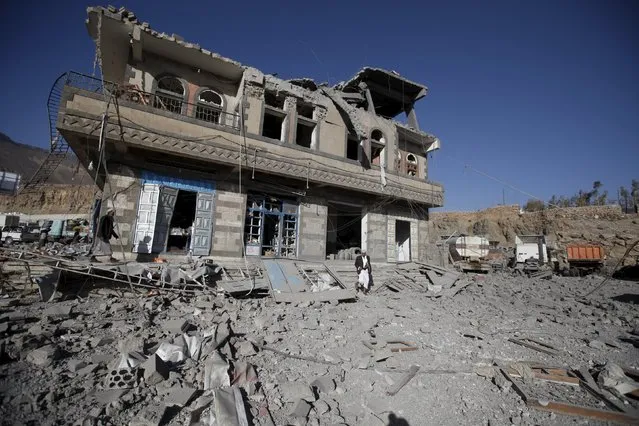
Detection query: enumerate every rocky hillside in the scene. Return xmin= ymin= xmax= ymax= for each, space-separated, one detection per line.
xmin=0 ymin=131 xmax=90 ymax=185
xmin=0 ymin=185 xmax=96 ymax=215
xmin=430 ymin=205 xmax=639 ymax=267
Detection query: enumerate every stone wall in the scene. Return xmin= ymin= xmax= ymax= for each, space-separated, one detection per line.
xmin=102 ymin=164 xmax=142 ymax=251
xmin=211 ymin=182 xmax=246 ymax=258
xmin=298 ymin=198 xmax=328 ymax=260
xmin=362 ymin=208 xmax=387 ymax=262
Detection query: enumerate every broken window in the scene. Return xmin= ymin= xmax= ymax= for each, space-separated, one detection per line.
xmin=296 ymin=117 xmax=316 ymax=148
xmin=297 ymin=102 xmax=314 ymax=119
xmin=245 ymin=194 xmax=298 ymax=257
xmin=264 ymin=91 xmax=285 ymax=109
xmin=370 ymin=130 xmax=385 ymax=166
xmin=153 ymin=76 xmax=184 ymax=114
xmin=195 ymin=89 xmax=223 ymax=124
xmin=262 ymin=109 xmax=286 ymax=141
xmin=346 ymin=136 xmax=360 ymax=160
xmin=406 ymin=153 xmax=418 ymax=177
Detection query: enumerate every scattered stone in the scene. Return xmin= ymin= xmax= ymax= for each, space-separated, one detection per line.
xmin=141 ymin=354 xmax=169 ymax=385
xmin=314 ymin=400 xmax=330 ymax=415
xmin=237 ymin=340 xmax=257 ymax=357
xmin=588 ymin=339 xmax=606 ymax=349
xmin=280 ymin=382 xmax=315 ymax=403
xmin=26 ymin=345 xmax=60 ymax=367
xmin=493 ymin=373 xmax=512 ymax=394
xmin=162 ymin=318 xmax=190 ymax=334
xmin=94 ymin=389 xmax=128 ymax=405
xmin=133 ymin=404 xmax=167 ymax=426
xmin=310 ymin=376 xmax=336 ymax=394
xmin=76 ymin=364 xmax=100 ymax=376
xmin=68 ymin=359 xmax=88 ymax=372
xmin=43 ymin=304 xmax=73 ymax=318
xmin=163 ymin=386 xmax=197 ymax=407
xmin=289 ymin=399 xmax=312 ymax=418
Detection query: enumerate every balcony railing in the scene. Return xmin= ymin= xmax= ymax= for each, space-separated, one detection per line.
xmin=64 ymin=71 xmax=240 ymax=130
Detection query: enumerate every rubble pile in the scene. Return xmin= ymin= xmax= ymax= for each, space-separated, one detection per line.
xmin=1 ymin=257 xmax=638 ymax=425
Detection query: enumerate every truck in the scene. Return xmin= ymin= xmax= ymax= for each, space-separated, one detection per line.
xmin=0 ymin=214 xmax=20 ymax=228
xmin=565 ymin=244 xmax=604 ymax=276
xmin=448 ymin=235 xmax=492 ymax=273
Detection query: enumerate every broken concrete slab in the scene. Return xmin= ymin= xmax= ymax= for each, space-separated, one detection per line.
xmin=132 ymin=404 xmax=168 ymax=426
xmin=280 ymin=382 xmax=315 ymax=403
xmin=162 ymin=318 xmax=191 ymax=334
xmin=310 ymin=376 xmax=336 ymax=394
xmin=105 ymin=368 xmax=137 ymax=389
xmin=203 ymin=351 xmax=230 ymax=390
xmin=67 ymin=359 xmax=88 ymax=373
xmin=26 ymin=345 xmax=60 ymax=367
xmin=141 ymin=354 xmax=169 ymax=385
xmin=237 ymin=340 xmax=257 ymax=357
xmin=289 ymin=399 xmax=312 ymax=418
xmin=154 ymin=342 xmax=186 ymax=363
xmin=163 ymin=386 xmax=197 ymax=407
xmin=93 ymin=389 xmax=128 ymax=405
xmin=42 ymin=304 xmax=73 ymax=319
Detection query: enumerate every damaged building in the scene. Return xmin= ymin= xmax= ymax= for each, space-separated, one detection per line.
xmin=55 ymin=6 xmax=443 ymax=262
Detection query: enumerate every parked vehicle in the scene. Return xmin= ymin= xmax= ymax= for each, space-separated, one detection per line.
xmin=566 ymin=244 xmax=604 ymax=276
xmin=1 ymin=226 xmax=41 ymax=245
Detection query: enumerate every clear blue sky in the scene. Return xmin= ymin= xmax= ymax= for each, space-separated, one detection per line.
xmin=1 ymin=0 xmax=637 ymax=211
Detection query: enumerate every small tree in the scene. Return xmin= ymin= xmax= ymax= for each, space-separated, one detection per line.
xmin=632 ymin=179 xmax=639 ymax=212
xmin=619 ymin=186 xmax=630 ymax=212
xmin=524 ymin=199 xmax=545 ymax=212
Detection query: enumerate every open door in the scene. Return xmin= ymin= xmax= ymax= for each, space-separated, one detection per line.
xmin=132 ymin=184 xmax=160 ymax=253
xmin=396 ymin=220 xmax=411 ymax=262
xmin=151 ymin=186 xmax=179 ymax=253
xmin=192 ymin=191 xmax=214 ymax=256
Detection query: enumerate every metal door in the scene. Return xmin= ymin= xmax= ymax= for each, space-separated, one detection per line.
xmin=151 ymin=187 xmax=179 ymax=253
xmin=192 ymin=191 xmax=214 ymax=256
xmin=132 ymin=184 xmax=160 ymax=253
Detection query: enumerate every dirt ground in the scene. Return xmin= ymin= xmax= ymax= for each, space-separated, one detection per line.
xmin=1 ymin=258 xmax=638 ymax=426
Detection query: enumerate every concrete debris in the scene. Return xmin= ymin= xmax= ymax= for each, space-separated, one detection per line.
xmin=310 ymin=376 xmax=336 ymax=394
xmin=280 ymin=382 xmax=315 ymax=403
xmin=289 ymin=399 xmax=312 ymax=418
xmin=26 ymin=344 xmax=60 ymax=367
xmin=105 ymin=368 xmax=138 ymax=389
xmin=154 ymin=342 xmax=186 ymax=363
xmin=140 ymin=354 xmax=169 ymax=385
xmin=203 ymin=351 xmax=230 ymax=390
xmin=597 ymin=362 xmax=639 ymax=397
xmin=163 ymin=386 xmax=197 ymax=407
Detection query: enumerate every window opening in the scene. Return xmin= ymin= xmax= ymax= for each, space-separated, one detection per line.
xmin=166 ymin=190 xmax=197 ymax=253
xmin=406 ymin=153 xmax=418 ymax=177
xmin=346 ymin=136 xmax=360 ymax=160
xmin=245 ymin=194 xmax=298 ymax=257
xmin=296 ymin=120 xmax=314 ymax=148
xmin=297 ymin=103 xmax=314 ymax=119
xmin=153 ymin=76 xmax=184 ymax=114
xmin=264 ymin=91 xmax=285 ymax=109
xmin=195 ymin=89 xmax=223 ymax=124
xmin=370 ymin=130 xmax=385 ymax=166
xmin=262 ymin=110 xmax=285 ymax=140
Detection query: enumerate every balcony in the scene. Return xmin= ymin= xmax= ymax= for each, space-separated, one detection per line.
xmin=56 ymin=72 xmax=444 ymax=207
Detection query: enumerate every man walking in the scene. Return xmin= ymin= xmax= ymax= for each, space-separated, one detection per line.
xmin=354 ymin=249 xmax=372 ymax=294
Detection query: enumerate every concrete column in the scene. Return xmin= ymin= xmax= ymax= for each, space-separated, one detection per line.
xmin=283 ymin=96 xmax=298 ymax=144
xmin=298 ymin=198 xmax=328 ymax=260
xmin=243 ymin=84 xmax=264 ymax=135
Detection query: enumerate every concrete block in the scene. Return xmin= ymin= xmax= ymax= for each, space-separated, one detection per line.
xmin=43 ymin=304 xmax=73 ymax=318
xmin=310 ymin=376 xmax=336 ymax=394
xmin=162 ymin=318 xmax=190 ymax=334
xmin=289 ymin=399 xmax=312 ymax=418
xmin=105 ymin=367 xmax=137 ymax=389
xmin=164 ymin=386 xmax=197 ymax=407
xmin=68 ymin=359 xmax=88 ymax=372
xmin=141 ymin=354 xmax=169 ymax=385
xmin=280 ymin=382 xmax=315 ymax=403
xmin=26 ymin=345 xmax=60 ymax=367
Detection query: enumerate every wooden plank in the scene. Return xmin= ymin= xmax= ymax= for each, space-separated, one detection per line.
xmin=386 ymin=365 xmax=420 ymax=396
xmin=508 ymin=338 xmax=560 ymax=356
xmin=233 ymin=386 xmax=249 ymax=426
xmin=507 ymin=370 xmax=580 ymax=386
xmin=528 ymin=399 xmax=638 ymax=424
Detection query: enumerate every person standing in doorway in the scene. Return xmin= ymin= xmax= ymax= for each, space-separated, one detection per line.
xmin=92 ymin=208 xmax=118 ymax=261
xmin=354 ymin=249 xmax=372 ymax=294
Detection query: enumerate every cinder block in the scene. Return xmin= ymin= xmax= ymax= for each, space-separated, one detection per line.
xmin=141 ymin=354 xmax=169 ymax=385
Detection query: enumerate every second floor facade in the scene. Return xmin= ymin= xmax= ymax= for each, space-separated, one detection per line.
xmin=65 ymin=6 xmax=443 ymax=206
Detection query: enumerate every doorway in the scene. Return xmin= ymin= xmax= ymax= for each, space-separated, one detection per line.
xmin=326 ymin=202 xmax=362 ymax=257
xmin=396 ymin=220 xmax=411 ymax=262
xmin=166 ymin=190 xmax=197 ymax=252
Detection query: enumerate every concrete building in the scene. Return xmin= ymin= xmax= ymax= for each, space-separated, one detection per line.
xmin=56 ymin=6 xmax=444 ymax=262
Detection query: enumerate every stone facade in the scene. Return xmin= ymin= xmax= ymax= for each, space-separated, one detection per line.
xmin=298 ymin=199 xmax=328 ymax=260
xmin=101 ymin=164 xmax=141 ymax=251
xmin=211 ymin=183 xmax=246 ymax=258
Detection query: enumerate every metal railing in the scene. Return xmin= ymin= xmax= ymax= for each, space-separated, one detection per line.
xmin=65 ymin=71 xmax=241 ymax=130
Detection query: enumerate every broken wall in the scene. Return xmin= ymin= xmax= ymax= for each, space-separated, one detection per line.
xmin=102 ymin=164 xmax=142 ymax=251
xmin=362 ymin=207 xmax=387 ymax=262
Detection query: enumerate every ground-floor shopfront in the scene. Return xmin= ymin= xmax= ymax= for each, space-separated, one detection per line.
xmin=102 ymin=164 xmax=430 ymax=262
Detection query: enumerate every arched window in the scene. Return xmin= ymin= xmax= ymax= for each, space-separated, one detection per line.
xmin=406 ymin=153 xmax=418 ymax=177
xmin=153 ymin=76 xmax=185 ymax=114
xmin=195 ymin=89 xmax=224 ymax=124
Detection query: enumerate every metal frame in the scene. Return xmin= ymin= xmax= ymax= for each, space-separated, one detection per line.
xmin=244 ymin=194 xmax=298 ymax=258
